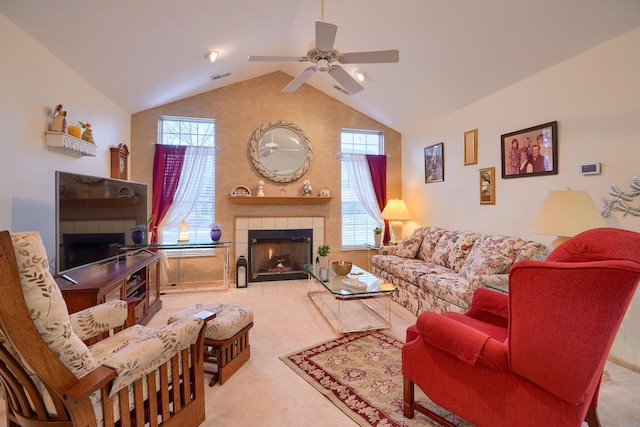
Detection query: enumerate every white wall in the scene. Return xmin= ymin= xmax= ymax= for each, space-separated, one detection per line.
xmin=0 ymin=13 xmax=131 ymax=257
xmin=402 ymin=28 xmax=640 ymax=367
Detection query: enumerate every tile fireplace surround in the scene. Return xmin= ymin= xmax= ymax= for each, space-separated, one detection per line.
xmin=235 ymin=217 xmax=325 ymax=282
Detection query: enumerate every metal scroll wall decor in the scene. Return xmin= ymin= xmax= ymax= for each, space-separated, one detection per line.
xmin=601 ymin=176 xmax=640 ymax=217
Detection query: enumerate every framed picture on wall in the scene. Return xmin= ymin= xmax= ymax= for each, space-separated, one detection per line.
xmin=424 ymin=142 xmax=444 ymax=183
xmin=464 ymin=129 xmax=478 ymax=165
xmin=479 ymin=167 xmax=495 ymax=205
xmin=501 ymin=121 xmax=557 ymax=179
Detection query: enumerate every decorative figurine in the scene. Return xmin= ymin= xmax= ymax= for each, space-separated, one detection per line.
xmin=319 ymin=187 xmax=330 ymax=197
xmin=303 ymin=180 xmax=313 ymax=196
xmin=79 ymin=121 xmax=94 ymax=143
xmin=257 ymin=179 xmax=265 ymax=197
xmin=50 ymin=104 xmax=67 ymax=132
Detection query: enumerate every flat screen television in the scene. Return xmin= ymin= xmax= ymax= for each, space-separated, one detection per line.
xmin=55 ymin=171 xmax=148 ymax=276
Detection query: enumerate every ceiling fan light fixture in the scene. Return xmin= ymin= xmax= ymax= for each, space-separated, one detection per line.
xmin=317 ymin=58 xmax=330 ymax=72
xmin=205 ymin=50 xmax=219 ymax=62
xmin=354 ymin=70 xmax=368 ymax=82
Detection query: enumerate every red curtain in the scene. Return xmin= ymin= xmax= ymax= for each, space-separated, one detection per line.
xmin=366 ymin=154 xmax=390 ymax=244
xmin=149 ymin=145 xmax=186 ymax=243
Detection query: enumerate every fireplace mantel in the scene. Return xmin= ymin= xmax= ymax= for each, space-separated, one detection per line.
xmin=228 ymin=196 xmax=331 ymax=205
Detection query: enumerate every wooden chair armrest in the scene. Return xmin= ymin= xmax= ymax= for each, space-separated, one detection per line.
xmin=65 ymin=365 xmax=117 ymax=400
xmin=124 ymin=297 xmax=143 ymax=327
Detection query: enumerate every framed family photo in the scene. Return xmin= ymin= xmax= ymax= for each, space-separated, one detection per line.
xmin=424 ymin=142 xmax=444 ymax=183
xmin=479 ymin=167 xmax=495 ymax=205
xmin=500 ymin=121 xmax=558 ymax=179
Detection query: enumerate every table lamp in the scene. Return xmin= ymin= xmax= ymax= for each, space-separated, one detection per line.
xmin=529 ymin=189 xmax=606 ymax=248
xmin=381 ymin=199 xmax=412 ymax=244
xmin=178 ymin=220 xmax=190 ymax=242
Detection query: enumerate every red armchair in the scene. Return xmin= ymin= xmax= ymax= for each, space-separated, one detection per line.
xmin=402 ymin=227 xmax=640 ymax=427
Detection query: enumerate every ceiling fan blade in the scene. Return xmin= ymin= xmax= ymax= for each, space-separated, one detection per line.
xmin=282 ymin=67 xmax=317 ymax=92
xmin=328 ymin=65 xmax=363 ymax=95
xmin=339 ymin=49 xmax=399 ymax=64
xmin=247 ymin=55 xmax=308 ymax=62
xmin=315 ymin=21 xmax=337 ymax=52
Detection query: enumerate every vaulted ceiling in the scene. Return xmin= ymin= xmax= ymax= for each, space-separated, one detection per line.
xmin=2 ymin=0 xmax=639 ymax=131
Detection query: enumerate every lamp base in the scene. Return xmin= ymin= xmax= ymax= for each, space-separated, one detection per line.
xmin=389 ymin=220 xmax=404 ymax=244
xmin=551 ymin=236 xmax=570 ymax=248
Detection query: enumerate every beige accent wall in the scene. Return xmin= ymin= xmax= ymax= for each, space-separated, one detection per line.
xmin=130 ymin=71 xmax=401 ymax=280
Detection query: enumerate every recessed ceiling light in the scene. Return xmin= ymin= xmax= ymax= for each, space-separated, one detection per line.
xmin=206 ymin=50 xmax=219 ymax=62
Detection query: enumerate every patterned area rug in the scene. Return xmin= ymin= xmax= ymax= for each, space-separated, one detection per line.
xmin=281 ymin=331 xmax=473 ymax=427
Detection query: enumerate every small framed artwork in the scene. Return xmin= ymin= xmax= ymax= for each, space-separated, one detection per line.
xmin=464 ymin=129 xmax=478 ymax=165
xmin=501 ymin=121 xmax=558 ymax=179
xmin=424 ymin=143 xmax=444 ymax=183
xmin=479 ymin=167 xmax=495 ymax=205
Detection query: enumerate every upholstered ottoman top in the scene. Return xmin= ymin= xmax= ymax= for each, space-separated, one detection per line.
xmin=168 ymin=303 xmax=253 ymax=341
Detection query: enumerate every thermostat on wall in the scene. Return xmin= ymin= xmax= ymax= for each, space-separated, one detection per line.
xmin=581 ymin=163 xmax=601 ymax=175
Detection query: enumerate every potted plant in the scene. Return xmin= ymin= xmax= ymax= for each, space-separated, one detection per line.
xmin=317 ymin=245 xmax=330 ymax=268
xmin=373 ymin=227 xmax=383 ymax=247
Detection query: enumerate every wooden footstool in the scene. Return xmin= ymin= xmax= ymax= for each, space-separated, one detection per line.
xmin=168 ymin=303 xmax=254 ymax=386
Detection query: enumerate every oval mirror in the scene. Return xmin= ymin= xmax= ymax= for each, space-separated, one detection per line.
xmin=249 ymin=120 xmax=312 ymax=183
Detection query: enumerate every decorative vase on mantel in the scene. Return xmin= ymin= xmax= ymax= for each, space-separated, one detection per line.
xmin=210 ymin=222 xmax=222 ymax=241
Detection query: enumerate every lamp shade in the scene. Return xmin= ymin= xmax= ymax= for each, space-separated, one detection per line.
xmin=529 ymin=190 xmax=606 ymax=246
xmin=381 ymin=199 xmax=412 ymax=220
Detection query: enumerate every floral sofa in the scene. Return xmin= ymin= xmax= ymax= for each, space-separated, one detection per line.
xmin=371 ymin=226 xmax=549 ymax=315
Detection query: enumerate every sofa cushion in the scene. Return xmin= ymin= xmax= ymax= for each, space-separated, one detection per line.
xmin=417 ymin=227 xmax=447 ymax=262
xmin=459 ymin=234 xmax=529 ymax=280
xmin=392 ymin=229 xmax=425 ymax=258
xmin=432 ymin=231 xmax=481 ymax=272
xmin=10 ymin=232 xmax=97 ymax=378
xmin=388 ymin=258 xmax=455 ymax=284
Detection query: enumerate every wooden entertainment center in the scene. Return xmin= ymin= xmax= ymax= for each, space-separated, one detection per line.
xmin=55 ymin=250 xmax=162 ymax=325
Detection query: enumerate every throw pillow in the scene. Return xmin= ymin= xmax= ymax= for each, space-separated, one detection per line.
xmin=393 ymin=230 xmax=424 ymax=259
xmin=432 ymin=231 xmax=481 ymax=272
xmin=417 ymin=227 xmax=446 ymax=262
xmin=11 ymin=231 xmax=97 ymax=378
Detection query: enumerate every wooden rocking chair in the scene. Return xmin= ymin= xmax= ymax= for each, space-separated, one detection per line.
xmin=0 ymin=230 xmax=208 ymax=427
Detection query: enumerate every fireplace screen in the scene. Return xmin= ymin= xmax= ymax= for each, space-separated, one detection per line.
xmin=248 ymin=229 xmax=312 ymax=282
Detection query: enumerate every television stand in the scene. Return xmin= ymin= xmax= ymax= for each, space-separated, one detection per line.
xmin=55 ymin=251 xmax=162 ymax=325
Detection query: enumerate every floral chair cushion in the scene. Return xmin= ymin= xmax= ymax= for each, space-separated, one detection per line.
xmin=168 ymin=303 xmax=254 ymax=341
xmin=432 ymin=231 xmax=481 ymax=272
xmin=10 ymin=231 xmax=97 ymax=378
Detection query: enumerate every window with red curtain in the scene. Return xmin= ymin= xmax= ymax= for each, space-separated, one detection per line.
xmin=340 ymin=129 xmax=384 ymax=248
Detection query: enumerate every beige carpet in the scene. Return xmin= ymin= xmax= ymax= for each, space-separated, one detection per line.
xmin=1 ymin=279 xmax=638 ymax=426
xmin=281 ymin=330 xmax=472 ymax=426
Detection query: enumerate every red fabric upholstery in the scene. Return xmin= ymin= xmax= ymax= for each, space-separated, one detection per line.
xmin=402 ymin=227 xmax=640 ymax=427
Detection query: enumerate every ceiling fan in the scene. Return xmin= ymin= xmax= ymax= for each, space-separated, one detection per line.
xmin=247 ymin=19 xmax=399 ymax=95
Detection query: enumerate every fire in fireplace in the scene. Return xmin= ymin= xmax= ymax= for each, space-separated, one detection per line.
xmin=248 ymin=229 xmax=313 ymax=282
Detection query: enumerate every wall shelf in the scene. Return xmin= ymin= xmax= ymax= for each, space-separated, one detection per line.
xmin=228 ymin=196 xmax=331 ymax=205
xmin=45 ymin=131 xmax=97 ymax=156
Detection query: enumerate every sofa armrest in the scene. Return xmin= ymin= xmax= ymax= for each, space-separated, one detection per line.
xmin=101 ymin=317 xmax=204 ymax=397
xmin=70 ymin=300 xmax=129 ymax=341
xmin=416 ymin=311 xmax=509 ymax=370
xmin=378 ymin=245 xmax=395 ymax=255
xmin=470 ymin=273 xmax=509 ymax=292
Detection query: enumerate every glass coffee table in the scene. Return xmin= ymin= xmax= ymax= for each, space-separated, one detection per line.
xmin=303 ymin=263 xmax=395 ymax=333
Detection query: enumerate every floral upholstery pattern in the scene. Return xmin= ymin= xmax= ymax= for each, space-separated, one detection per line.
xmin=70 ymin=300 xmax=129 ymax=341
xmin=371 ymin=228 xmax=548 ymax=315
xmin=391 ymin=228 xmax=425 ymax=258
xmin=10 ymin=231 xmax=97 ymax=378
xmin=416 ymin=227 xmax=446 ymax=262
xmin=168 ymin=303 xmax=254 ymax=341
xmin=432 ymin=231 xmax=482 ymax=272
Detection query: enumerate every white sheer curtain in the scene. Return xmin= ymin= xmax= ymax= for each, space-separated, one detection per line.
xmin=342 ymin=153 xmax=382 ymax=222
xmin=159 ymin=146 xmax=214 ymax=237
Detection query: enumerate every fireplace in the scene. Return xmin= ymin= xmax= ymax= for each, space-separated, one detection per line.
xmin=248 ymin=229 xmax=313 ymax=282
